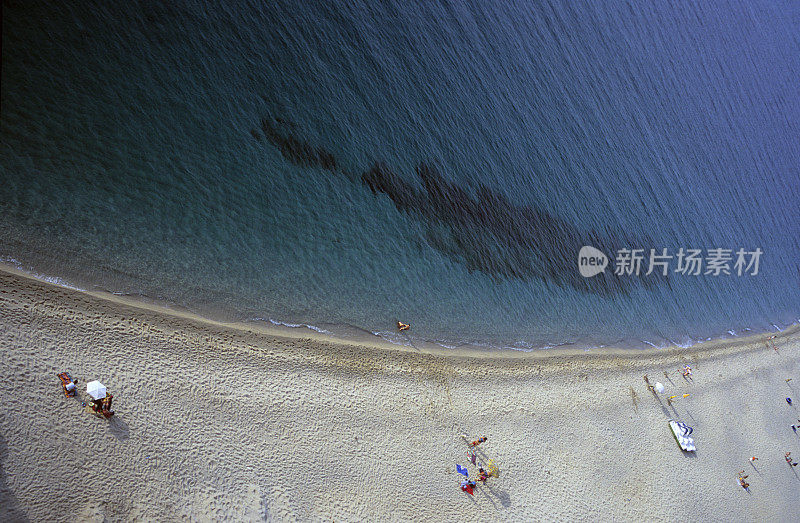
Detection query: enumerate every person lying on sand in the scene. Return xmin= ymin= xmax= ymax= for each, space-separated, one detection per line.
xmin=460 ymin=479 xmax=476 ymax=494
xmin=738 ymin=477 xmax=749 ymax=489
xmin=470 ymin=436 xmax=487 ymax=447
xmin=57 ymin=372 xmax=78 ymax=397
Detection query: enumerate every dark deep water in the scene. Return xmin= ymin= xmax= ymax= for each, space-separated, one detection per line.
xmin=2 ymin=1 xmax=799 ymax=350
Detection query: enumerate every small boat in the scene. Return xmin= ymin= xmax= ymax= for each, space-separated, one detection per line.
xmin=668 ymin=419 xmax=696 ymax=451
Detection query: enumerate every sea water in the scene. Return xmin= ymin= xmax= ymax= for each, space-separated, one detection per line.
xmin=2 ymin=0 xmax=798 ymax=351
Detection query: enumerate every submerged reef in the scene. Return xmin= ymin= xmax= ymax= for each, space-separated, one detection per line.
xmin=254 ymin=117 xmax=662 ymax=295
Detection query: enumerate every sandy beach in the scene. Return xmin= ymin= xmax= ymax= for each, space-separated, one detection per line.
xmin=0 ymin=266 xmax=798 ymax=521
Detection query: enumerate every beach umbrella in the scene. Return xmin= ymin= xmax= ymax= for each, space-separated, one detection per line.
xmin=87 ymin=381 xmax=107 ymax=400
xmin=654 ymin=382 xmax=665 ymax=394
xmin=456 ymin=464 xmax=469 ymax=477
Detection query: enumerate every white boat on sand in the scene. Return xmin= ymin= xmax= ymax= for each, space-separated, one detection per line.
xmin=668 ymin=419 xmax=696 ymax=451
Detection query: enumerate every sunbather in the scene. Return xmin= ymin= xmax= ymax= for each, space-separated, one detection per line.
xmin=738 ymin=477 xmax=749 ymax=489
xmin=460 ymin=479 xmax=476 ymax=495
xmin=470 ymin=436 xmax=487 ymax=447
xmin=57 ymin=372 xmax=78 ymax=397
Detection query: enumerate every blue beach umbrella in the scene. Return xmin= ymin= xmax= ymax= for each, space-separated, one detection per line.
xmin=456 ymin=464 xmax=469 ymax=477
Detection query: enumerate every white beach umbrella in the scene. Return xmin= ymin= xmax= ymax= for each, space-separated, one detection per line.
xmin=87 ymin=380 xmax=107 ymax=400
xmin=654 ymin=382 xmax=665 ymax=394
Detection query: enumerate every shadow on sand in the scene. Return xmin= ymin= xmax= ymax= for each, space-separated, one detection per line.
xmin=108 ymin=416 xmax=130 ymax=441
xmin=0 ymin=433 xmax=29 ymax=522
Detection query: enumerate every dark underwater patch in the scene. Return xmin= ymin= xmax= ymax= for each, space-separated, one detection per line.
xmin=255 ymin=117 xmax=662 ymax=295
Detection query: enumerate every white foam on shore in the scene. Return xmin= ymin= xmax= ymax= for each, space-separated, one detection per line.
xmin=35 ymin=274 xmax=87 ymax=292
xmin=371 ymin=331 xmax=413 ymax=347
xmin=1 ymin=256 xmax=87 ymax=292
xmin=249 ymin=317 xmax=331 ymax=335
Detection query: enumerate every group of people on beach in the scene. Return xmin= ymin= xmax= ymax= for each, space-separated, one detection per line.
xmin=643 ymin=367 xmax=692 ymax=403
xmin=735 ymin=336 xmax=796 ymax=491
xmin=57 ymin=372 xmax=115 ymax=418
xmin=456 ymin=435 xmax=495 ymax=495
xmin=742 ymin=451 xmax=800 ymax=488
xmin=640 ymin=338 xmax=798 ymax=493
xmin=766 ymin=335 xmax=778 ymax=352
xmin=459 ymin=466 xmax=492 ymax=494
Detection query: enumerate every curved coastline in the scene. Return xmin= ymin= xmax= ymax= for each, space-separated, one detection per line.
xmin=1 ymin=262 xmax=797 ymax=363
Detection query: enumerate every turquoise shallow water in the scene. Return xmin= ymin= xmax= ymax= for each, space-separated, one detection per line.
xmin=1 ymin=1 xmax=799 ymax=350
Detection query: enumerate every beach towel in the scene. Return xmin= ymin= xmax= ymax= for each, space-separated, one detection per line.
xmin=57 ymin=372 xmax=76 ymax=397
xmin=456 ymin=464 xmax=469 ymax=477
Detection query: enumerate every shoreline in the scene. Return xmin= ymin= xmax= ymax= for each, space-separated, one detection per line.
xmin=0 ymin=264 xmax=800 ymax=361
xmin=1 ymin=261 xmax=797 ymax=360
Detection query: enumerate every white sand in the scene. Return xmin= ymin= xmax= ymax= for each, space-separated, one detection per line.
xmin=1 ymin=267 xmax=799 ymax=521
